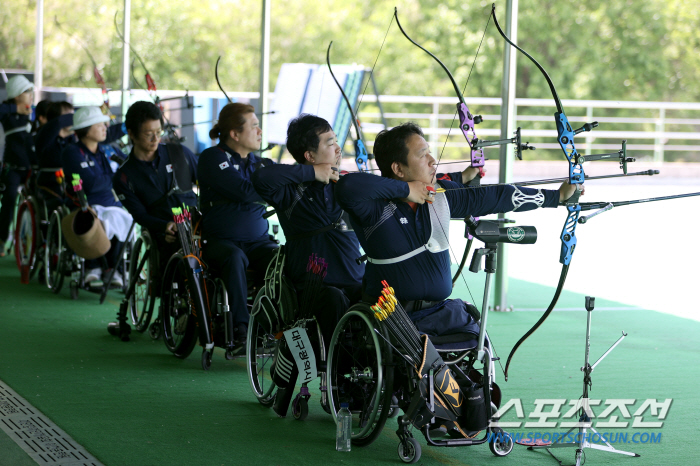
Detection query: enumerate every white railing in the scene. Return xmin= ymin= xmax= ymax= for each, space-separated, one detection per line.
xmin=357 ymin=95 xmax=700 ymax=163
xmin=69 ymin=87 xmax=700 ymax=163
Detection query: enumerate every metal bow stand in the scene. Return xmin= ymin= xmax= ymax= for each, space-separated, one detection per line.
xmin=530 ymin=296 xmax=639 ymax=465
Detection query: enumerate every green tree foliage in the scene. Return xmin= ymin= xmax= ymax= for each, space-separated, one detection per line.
xmin=2 ymin=0 xmax=699 ymax=103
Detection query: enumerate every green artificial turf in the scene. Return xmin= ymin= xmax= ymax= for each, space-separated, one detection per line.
xmin=0 ymin=257 xmax=698 ymax=465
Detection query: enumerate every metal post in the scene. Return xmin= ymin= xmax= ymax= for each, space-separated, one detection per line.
xmin=654 ymin=108 xmax=665 ymax=163
xmin=585 ymin=106 xmax=593 ymax=155
xmin=430 ymin=101 xmax=439 ymax=157
xmin=120 ymin=0 xmax=131 ymax=122
xmin=494 ymin=0 xmax=518 ymax=311
xmin=259 ymin=0 xmax=271 ymax=150
xmin=34 ymin=0 xmax=44 ymax=104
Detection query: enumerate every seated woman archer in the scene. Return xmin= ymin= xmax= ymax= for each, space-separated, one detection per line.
xmin=198 ymin=102 xmax=279 ymax=353
xmin=60 ymin=106 xmax=133 ymax=288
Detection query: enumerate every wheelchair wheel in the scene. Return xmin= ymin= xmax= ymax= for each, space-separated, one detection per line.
xmin=489 ymin=427 xmax=514 ymax=457
xmin=45 ymin=209 xmax=66 ymax=293
xmin=246 ymin=292 xmax=278 ymax=407
xmin=128 ymin=231 xmax=156 ymax=332
xmin=14 ymin=198 xmax=39 ymax=281
xmin=161 ymin=253 xmax=198 ymax=359
xmin=398 ymin=437 xmax=421 ymax=464
xmin=327 ymin=305 xmax=394 ymax=447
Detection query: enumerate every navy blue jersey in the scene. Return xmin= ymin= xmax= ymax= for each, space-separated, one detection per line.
xmin=113 ymin=143 xmax=198 ymax=238
xmin=1 ymin=113 xmax=34 ymax=168
xmin=336 ymin=172 xmax=560 ymax=301
xmin=61 ymin=140 xmax=124 ymax=207
xmin=198 ymin=143 xmax=271 ymax=242
xmin=37 ymin=118 xmax=125 ymax=196
xmin=252 ymin=164 xmax=364 ymax=289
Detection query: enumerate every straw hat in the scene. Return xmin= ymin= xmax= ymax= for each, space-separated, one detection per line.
xmin=61 ymin=207 xmax=111 ymax=260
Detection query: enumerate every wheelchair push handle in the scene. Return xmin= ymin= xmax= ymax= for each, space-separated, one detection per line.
xmin=465 ymin=216 xmax=537 ymax=245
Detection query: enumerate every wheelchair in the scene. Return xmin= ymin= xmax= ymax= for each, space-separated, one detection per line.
xmin=44 ymin=176 xmax=133 ymax=300
xmin=109 ymin=228 xmax=159 ymax=341
xmin=324 ymin=218 xmax=533 ymax=463
xmin=13 ymin=167 xmax=55 ymax=283
xmin=157 ymin=206 xmax=269 ymax=370
xmin=246 ymin=246 xmax=330 ymax=420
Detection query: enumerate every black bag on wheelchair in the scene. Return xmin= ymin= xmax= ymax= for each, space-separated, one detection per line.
xmin=252 ymin=246 xmax=298 ymax=334
xmin=457 ymin=381 xmax=489 ymax=432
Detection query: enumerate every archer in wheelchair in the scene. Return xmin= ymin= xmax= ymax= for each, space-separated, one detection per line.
xmin=110 ymin=101 xmax=199 ymax=339
xmin=325 ymin=122 xmax=583 ymax=460
xmin=197 ymin=102 xmax=279 ymax=355
xmin=250 ymin=114 xmax=367 ymax=417
xmin=61 ymin=106 xmax=132 ymax=290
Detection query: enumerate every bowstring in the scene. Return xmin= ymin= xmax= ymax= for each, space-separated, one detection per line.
xmin=434 ymin=12 xmax=492 ymax=172
xmin=345 ymin=14 xmax=395 ymax=156
xmin=427 ymin=13 xmax=506 ymax=375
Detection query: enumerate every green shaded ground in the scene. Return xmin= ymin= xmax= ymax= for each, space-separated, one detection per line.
xmin=0 ymin=258 xmax=698 ymax=465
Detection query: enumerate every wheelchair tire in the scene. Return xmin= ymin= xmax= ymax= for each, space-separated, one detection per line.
xmin=128 ymin=232 xmax=156 ymax=332
xmin=246 ymin=292 xmax=278 ymax=407
xmin=489 ymin=427 xmax=514 ymax=457
xmin=398 ymin=437 xmax=421 ymax=464
xmin=327 ymin=305 xmax=394 ymax=447
xmin=14 ymin=198 xmax=39 ymax=280
xmin=45 ymin=209 xmax=66 ymax=293
xmin=161 ymin=253 xmax=198 ymax=359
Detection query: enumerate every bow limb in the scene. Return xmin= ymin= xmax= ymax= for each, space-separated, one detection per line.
xmin=215 ymin=56 xmax=233 ymax=103
xmin=393 ymin=8 xmax=485 ymax=183
xmin=492 ymin=4 xmax=583 ymax=376
xmin=326 ymin=42 xmax=370 ymax=172
xmin=114 ymin=12 xmax=157 ymax=94
xmin=503 ymin=264 xmax=568 ymax=381
xmin=54 ymin=16 xmax=110 ymax=108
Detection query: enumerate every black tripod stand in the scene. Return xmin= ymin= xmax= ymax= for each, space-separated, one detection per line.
xmin=530 ymin=296 xmax=639 ymax=465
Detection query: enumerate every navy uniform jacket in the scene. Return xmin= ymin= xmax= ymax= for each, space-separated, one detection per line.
xmin=113 ymin=144 xmax=198 ymax=239
xmin=37 ymin=117 xmax=125 ymax=195
xmin=1 ymin=112 xmax=35 ymax=168
xmin=252 ymin=164 xmax=364 ymax=289
xmin=336 ymin=173 xmax=560 ymax=301
xmin=61 ymin=140 xmax=124 ymax=207
xmin=198 ymin=142 xmax=271 ymax=242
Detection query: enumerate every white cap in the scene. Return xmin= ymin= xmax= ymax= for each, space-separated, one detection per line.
xmin=72 ymin=106 xmax=110 ymax=131
xmin=6 ymin=75 xmax=34 ymax=100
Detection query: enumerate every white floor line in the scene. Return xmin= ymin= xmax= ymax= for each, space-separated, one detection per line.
xmin=0 ymin=378 xmax=103 ymax=466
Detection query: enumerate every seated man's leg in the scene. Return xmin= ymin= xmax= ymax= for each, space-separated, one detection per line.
xmin=202 ymin=238 xmax=249 ymax=348
xmin=304 ymin=284 xmax=351 ymax=353
xmin=244 ymin=239 xmax=279 ymax=287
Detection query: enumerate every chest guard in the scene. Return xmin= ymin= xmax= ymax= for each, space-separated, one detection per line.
xmin=367 ymin=192 xmax=451 ymax=265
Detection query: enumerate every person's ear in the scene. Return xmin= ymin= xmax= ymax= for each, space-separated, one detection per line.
xmin=304 ymin=151 xmax=314 ymax=164
xmin=392 ymin=161 xmax=405 ymax=178
xmin=229 ymin=129 xmax=239 ymax=142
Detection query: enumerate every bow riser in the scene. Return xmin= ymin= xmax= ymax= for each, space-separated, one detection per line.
xmin=560 ymin=206 xmax=581 ymax=265
xmin=354 ymin=139 xmax=370 ymax=172
xmin=555 ymin=112 xmax=585 ymax=184
xmin=458 ymin=103 xmax=485 ymax=170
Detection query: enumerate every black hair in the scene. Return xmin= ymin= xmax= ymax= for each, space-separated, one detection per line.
xmin=46 ymin=101 xmax=74 ymax=121
xmin=209 ymin=102 xmax=256 ymax=141
xmin=373 ymin=122 xmax=425 ymax=177
xmin=75 ymin=126 xmax=91 ymax=140
xmin=125 ymin=100 xmax=163 ymax=138
xmin=286 ymin=114 xmax=333 ymax=164
xmin=31 ymin=99 xmax=52 ymax=132
xmin=35 ymin=99 xmax=51 ymax=118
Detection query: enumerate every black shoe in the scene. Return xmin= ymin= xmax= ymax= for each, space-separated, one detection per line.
xmin=230 ymin=323 xmax=247 ymax=355
xmin=428 ymin=424 xmax=448 ymax=439
xmin=273 ymin=386 xmax=294 ymax=418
